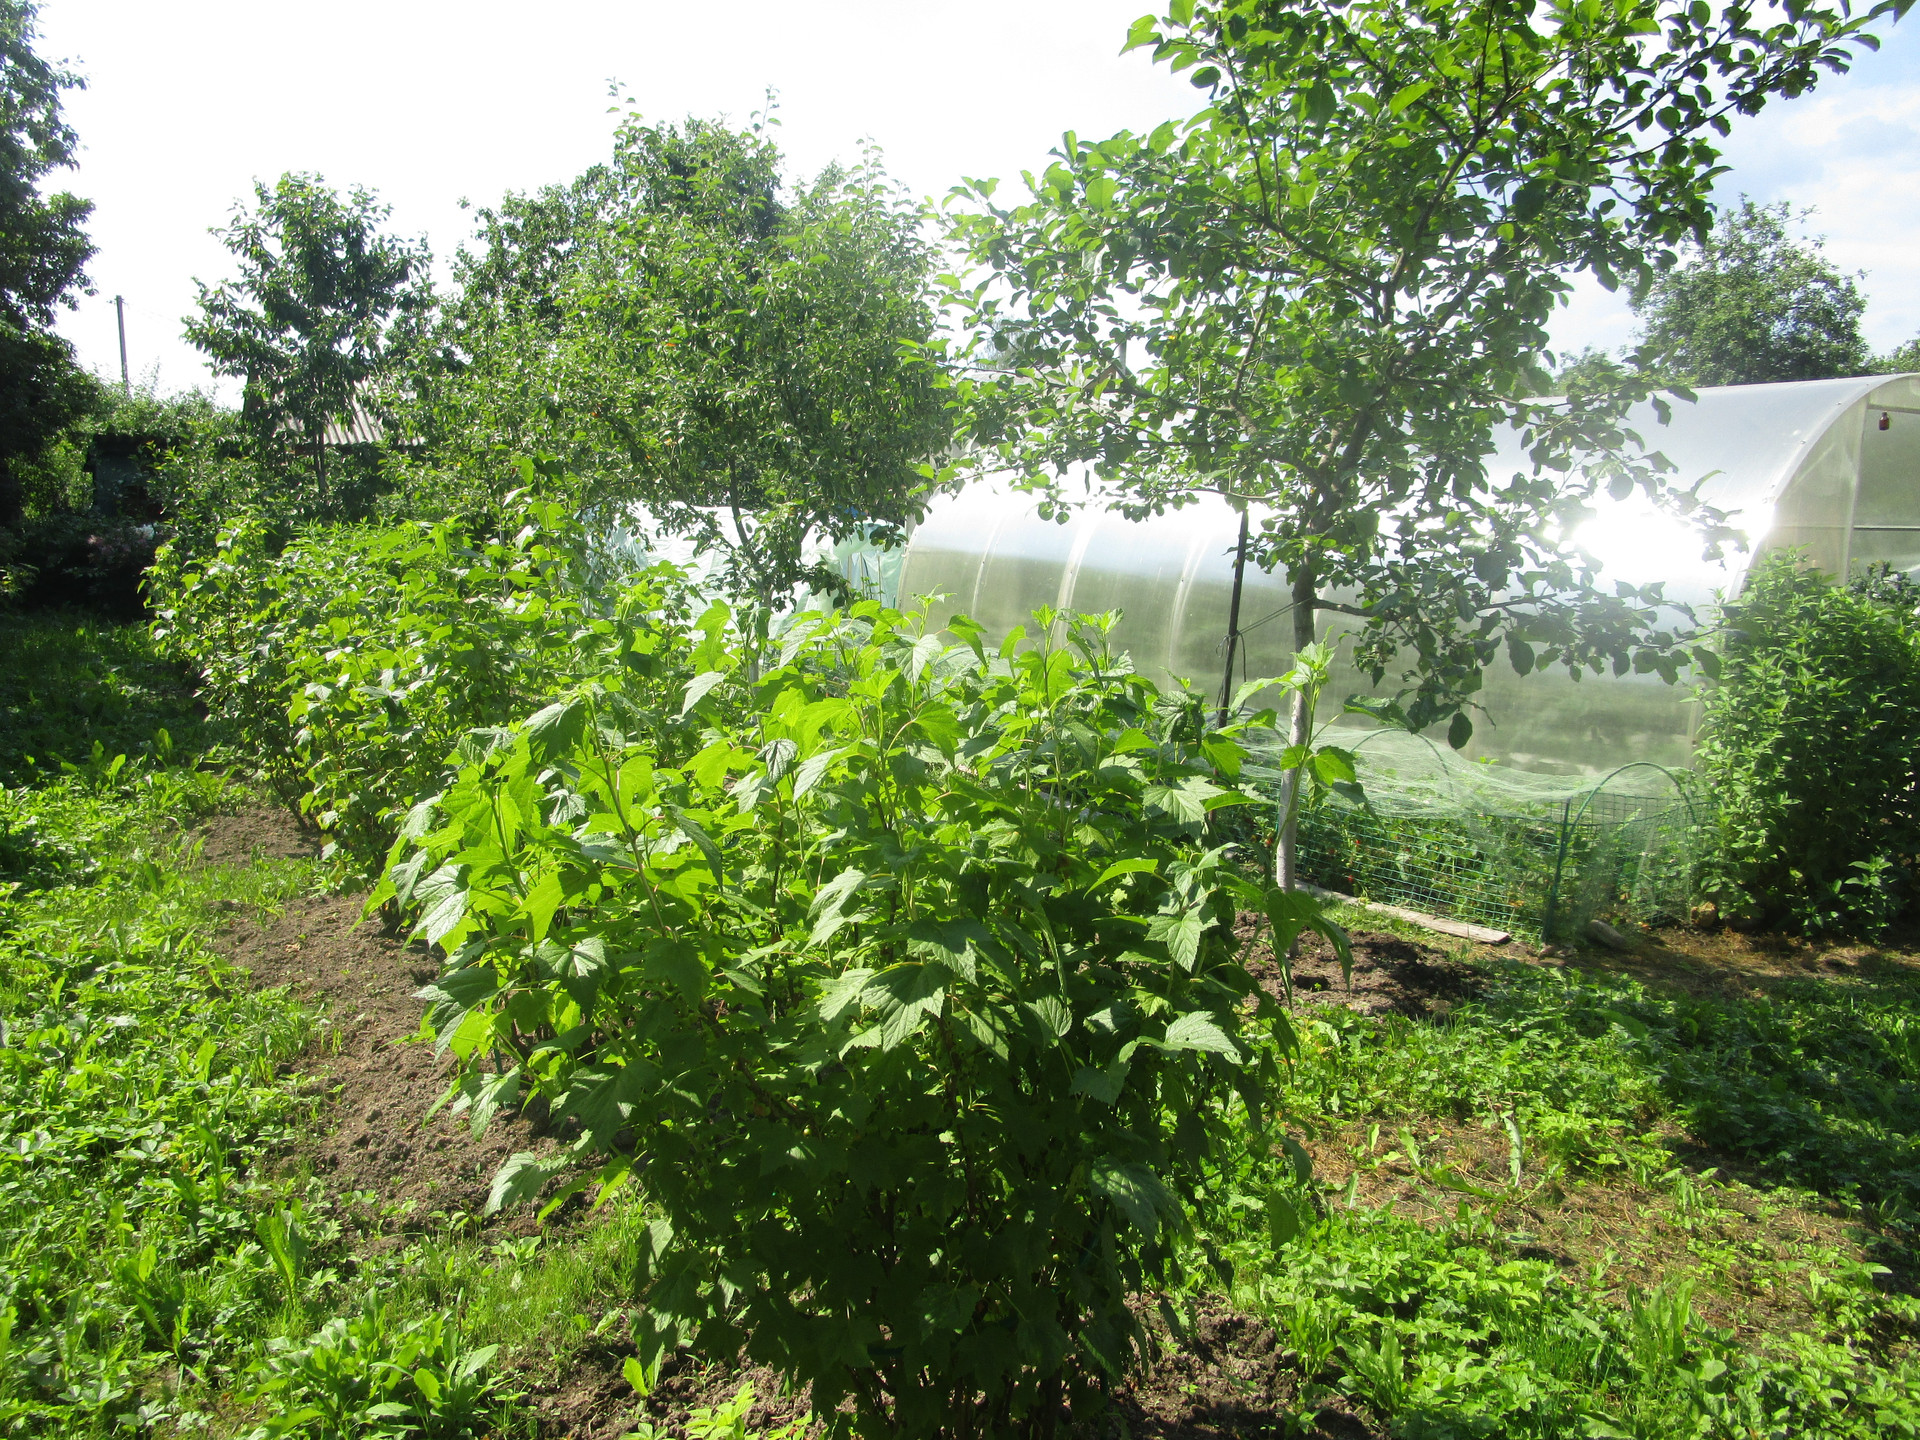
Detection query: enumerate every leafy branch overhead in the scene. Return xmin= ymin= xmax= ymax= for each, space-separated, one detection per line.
xmin=942 ymin=0 xmax=1899 ymax=741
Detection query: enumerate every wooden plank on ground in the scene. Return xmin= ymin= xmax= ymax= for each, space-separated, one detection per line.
xmin=1300 ymin=882 xmax=1513 ymax=946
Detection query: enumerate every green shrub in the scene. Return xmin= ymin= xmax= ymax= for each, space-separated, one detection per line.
xmin=376 ymin=605 xmax=1343 ymax=1436
xmin=1696 ymin=552 xmax=1920 ymax=935
xmin=149 ymin=497 xmax=695 ymax=868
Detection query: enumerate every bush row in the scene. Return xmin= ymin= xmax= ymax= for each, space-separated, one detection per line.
xmin=147 ymin=502 xmax=1346 ymax=1435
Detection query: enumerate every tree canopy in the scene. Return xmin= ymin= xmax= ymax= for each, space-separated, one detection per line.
xmin=186 ymin=172 xmax=433 ymax=505
xmin=1634 ymin=197 xmax=1870 ymax=385
xmin=945 ymin=0 xmax=1900 ymax=881
xmin=0 ymin=0 xmax=99 ymax=528
xmin=415 ymin=111 xmax=951 ymax=607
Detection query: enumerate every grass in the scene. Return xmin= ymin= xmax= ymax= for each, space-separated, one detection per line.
xmin=1192 ymin=934 xmax=1920 ymax=1436
xmin=6 ymin=610 xmax=1920 ymax=1438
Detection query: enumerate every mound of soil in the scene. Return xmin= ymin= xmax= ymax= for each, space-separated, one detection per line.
xmin=533 ymin=1300 xmax=1382 ymax=1440
xmin=209 ymin=814 xmax=561 ymax=1229
xmin=1237 ymin=915 xmax=1482 ymax=1019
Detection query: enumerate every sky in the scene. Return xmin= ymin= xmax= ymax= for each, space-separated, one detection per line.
xmin=37 ymin=0 xmax=1920 ymax=400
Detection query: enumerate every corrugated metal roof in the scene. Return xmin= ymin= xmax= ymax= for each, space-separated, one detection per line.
xmin=317 ymin=399 xmax=386 ymax=446
xmin=257 ymin=382 xmax=396 ymax=447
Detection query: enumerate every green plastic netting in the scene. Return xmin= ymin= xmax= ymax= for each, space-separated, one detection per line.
xmin=1247 ymin=727 xmax=1710 ymax=943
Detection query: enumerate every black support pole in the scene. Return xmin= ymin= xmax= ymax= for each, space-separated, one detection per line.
xmin=1217 ymin=508 xmax=1250 ymax=726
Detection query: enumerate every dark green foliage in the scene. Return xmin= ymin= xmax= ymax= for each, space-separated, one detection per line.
xmin=1696 ymin=552 xmax=1920 ymax=935
xmin=1636 ymin=199 xmax=1871 ymax=387
xmin=1205 ymin=959 xmax=1920 ymax=1434
xmin=0 ymin=0 xmax=96 ymax=529
xmin=375 ymin=605 xmax=1338 ymax=1436
xmin=1878 ymin=334 xmax=1920 ymax=376
xmin=0 ymin=612 xmax=207 ymax=782
xmin=942 ymin=0 xmax=1881 ymax=757
xmin=413 ymin=111 xmax=950 ymax=606
xmin=0 ymin=618 xmax=523 ymax=1437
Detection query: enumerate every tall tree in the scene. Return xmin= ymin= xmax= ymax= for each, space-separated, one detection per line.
xmin=946 ymin=0 xmax=1899 ymax=886
xmin=418 ymin=113 xmax=951 ymax=608
xmin=0 ymin=0 xmax=98 ymax=528
xmin=1875 ymin=334 xmax=1920 ymax=375
xmin=186 ymin=173 xmax=432 ymax=505
xmin=1634 ymin=198 xmax=1870 ymax=385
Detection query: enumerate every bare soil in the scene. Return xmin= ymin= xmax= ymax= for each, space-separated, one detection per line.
xmin=195 ymin=802 xmax=318 ymax=867
xmin=1235 ymin=915 xmax=1484 ymax=1019
xmin=205 ymin=808 xmax=563 ymax=1230
xmin=526 ymin=1301 xmax=1385 ymax=1440
xmin=1549 ymin=921 xmax=1920 ymax=1000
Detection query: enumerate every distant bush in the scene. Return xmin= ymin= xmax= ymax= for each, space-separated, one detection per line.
xmin=148 ymin=496 xmax=695 ymax=868
xmin=1696 ymin=552 xmax=1920 ymax=935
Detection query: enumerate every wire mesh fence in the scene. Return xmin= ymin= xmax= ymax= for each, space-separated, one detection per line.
xmin=1250 ymin=728 xmax=1710 ymax=943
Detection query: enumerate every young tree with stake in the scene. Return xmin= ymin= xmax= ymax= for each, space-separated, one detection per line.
xmin=945 ymin=0 xmax=1903 ymax=887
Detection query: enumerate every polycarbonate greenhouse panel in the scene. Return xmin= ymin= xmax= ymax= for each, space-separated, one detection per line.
xmin=897 ymin=375 xmax=1920 ymax=776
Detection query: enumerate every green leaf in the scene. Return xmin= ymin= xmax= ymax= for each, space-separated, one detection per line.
xmin=623 ymin=1355 xmax=656 ymax=1398
xmin=524 ymin=870 xmax=566 ymax=944
xmin=1144 ymin=776 xmax=1221 ymax=825
xmin=1072 ymin=1056 xmax=1132 ymax=1105
xmin=679 ymin=670 xmax=726 ymax=718
xmin=1091 ymin=1159 xmax=1174 ymax=1236
xmin=817 ymin=967 xmax=875 ymax=1023
xmin=1091 ymin=856 xmax=1159 ymax=891
xmin=792 ymin=745 xmax=843 ymax=798
xmin=486 ymin=1151 xmax=568 ymax=1214
xmin=643 ymin=937 xmax=708 ymax=1002
xmin=1387 ymin=79 xmax=1433 ymax=114
xmin=664 ymin=804 xmax=725 ymax=881
xmin=417 ymin=884 xmax=469 ymax=948
xmin=1447 ymin=711 xmax=1474 ymax=750
xmin=1280 ymin=1134 xmax=1314 ymax=1186
xmin=1265 ymin=1190 xmax=1301 ymax=1247
xmin=1163 ymin=1009 xmax=1240 ymax=1061
xmin=866 ymin=962 xmax=946 ymax=1049
xmin=1149 ymin=910 xmax=1205 ymax=970
xmin=906 ymin=633 xmax=944 ymax=683
xmin=1310 ymin=747 xmax=1356 ymax=786
xmin=524 ymin=698 xmax=586 ymax=761
xmin=1019 ymin=994 xmax=1072 ymax=1043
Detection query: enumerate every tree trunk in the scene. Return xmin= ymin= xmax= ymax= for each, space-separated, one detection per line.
xmin=310 ymin=417 xmax=330 ymax=508
xmin=1274 ymin=555 xmax=1318 ymax=891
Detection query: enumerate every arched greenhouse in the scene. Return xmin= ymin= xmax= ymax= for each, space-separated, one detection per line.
xmin=884 ymin=374 xmax=1920 ymax=940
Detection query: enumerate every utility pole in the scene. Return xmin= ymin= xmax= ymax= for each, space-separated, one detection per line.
xmin=114 ymin=295 xmax=130 ymax=397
